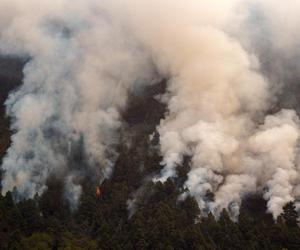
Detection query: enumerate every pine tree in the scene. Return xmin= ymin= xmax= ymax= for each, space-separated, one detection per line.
xmin=282 ymin=202 xmax=298 ymax=227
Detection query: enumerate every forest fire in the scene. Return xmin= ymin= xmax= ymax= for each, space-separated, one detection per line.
xmin=1 ymin=0 xmax=300 ymax=248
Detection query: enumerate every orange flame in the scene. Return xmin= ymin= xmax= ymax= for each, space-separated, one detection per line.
xmin=96 ymin=186 xmax=101 ymax=199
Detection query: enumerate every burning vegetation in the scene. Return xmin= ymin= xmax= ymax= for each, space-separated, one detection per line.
xmin=96 ymin=186 xmax=101 ymax=199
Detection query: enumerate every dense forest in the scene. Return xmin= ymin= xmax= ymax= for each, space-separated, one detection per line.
xmin=0 ymin=57 xmax=300 ymax=250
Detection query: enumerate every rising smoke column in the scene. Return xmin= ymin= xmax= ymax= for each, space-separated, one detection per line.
xmin=0 ymin=0 xmax=154 ymax=205
xmin=113 ymin=0 xmax=300 ymax=219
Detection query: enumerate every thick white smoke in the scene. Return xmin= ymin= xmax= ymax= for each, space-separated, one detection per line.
xmin=114 ymin=0 xmax=300 ymax=219
xmin=0 ymin=0 xmax=154 ymax=204
xmin=1 ymin=0 xmax=300 ymax=219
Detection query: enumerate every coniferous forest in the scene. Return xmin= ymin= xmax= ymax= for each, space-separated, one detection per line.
xmin=0 ymin=57 xmax=300 ymax=250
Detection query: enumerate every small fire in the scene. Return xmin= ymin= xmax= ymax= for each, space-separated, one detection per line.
xmin=96 ymin=186 xmax=101 ymax=199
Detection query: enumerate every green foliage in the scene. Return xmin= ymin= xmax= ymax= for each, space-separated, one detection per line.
xmin=20 ymin=233 xmax=53 ymax=250
xmin=57 ymin=231 xmax=97 ymax=250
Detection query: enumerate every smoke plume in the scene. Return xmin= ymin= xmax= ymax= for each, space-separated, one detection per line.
xmin=0 ymin=0 xmax=154 ymax=205
xmin=1 ymin=0 xmax=300 ymax=218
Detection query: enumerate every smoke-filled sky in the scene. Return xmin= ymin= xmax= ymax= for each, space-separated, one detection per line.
xmin=1 ymin=0 xmax=300 ymax=218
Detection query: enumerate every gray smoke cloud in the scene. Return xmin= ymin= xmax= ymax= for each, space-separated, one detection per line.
xmin=0 ymin=0 xmax=154 ymax=205
xmin=1 ymin=0 xmax=300 ymax=219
